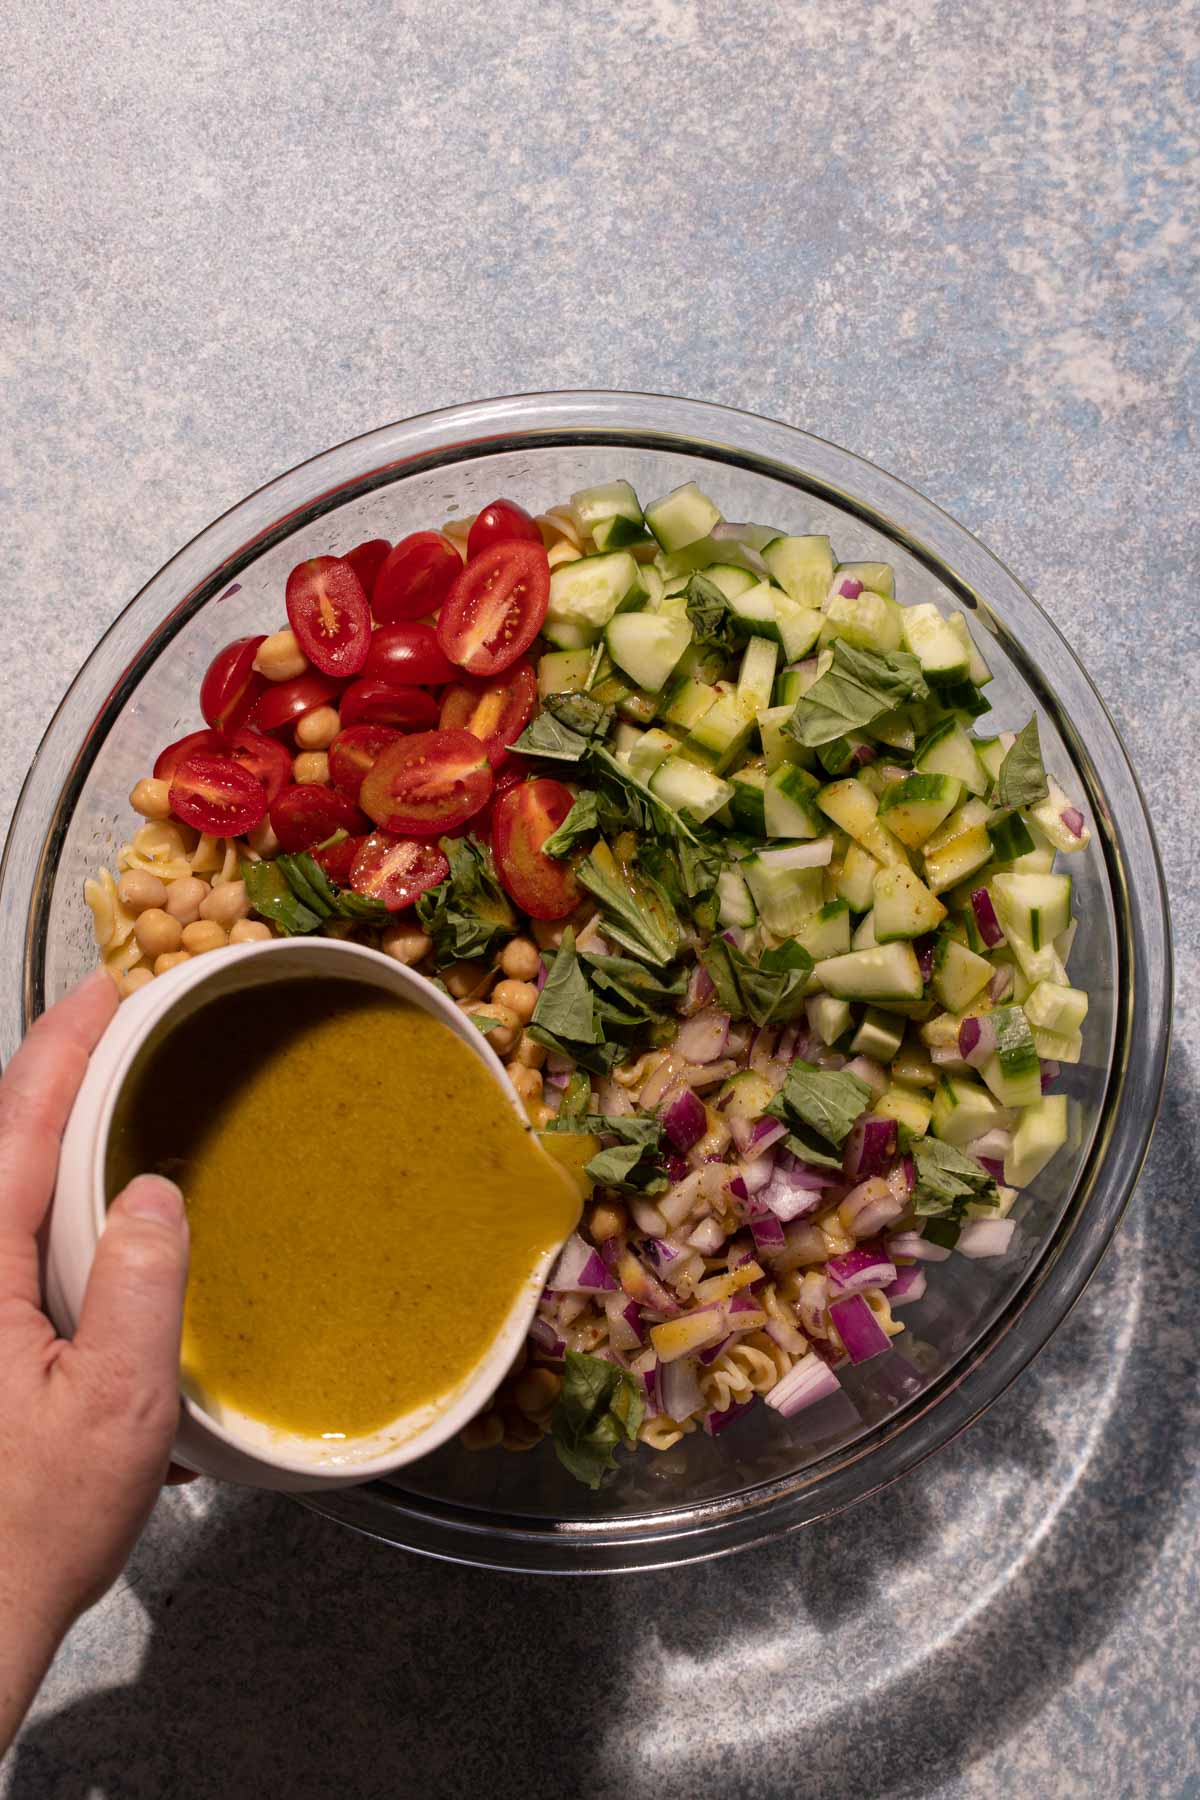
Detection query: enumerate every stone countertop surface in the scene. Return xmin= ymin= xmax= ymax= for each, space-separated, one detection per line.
xmin=2 ymin=1 xmax=1197 ymax=1795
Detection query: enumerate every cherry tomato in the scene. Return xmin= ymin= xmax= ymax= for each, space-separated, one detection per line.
xmin=467 ymin=498 xmax=543 ymax=559
xmin=372 ymin=532 xmax=462 ymax=625
xmin=477 ymin=754 xmax=536 ymax=833
xmin=362 ymin=621 xmax=459 ymax=687
xmin=436 ymin=541 xmax=551 ymax=678
xmin=225 ymin=727 xmax=294 ymax=805
xmin=248 ymin=672 xmax=344 ymax=735
xmin=312 ymin=832 xmax=368 ymax=886
xmin=154 ymin=728 xmax=226 ymax=784
xmin=491 ymin=777 xmax=582 ymax=920
xmin=169 ymin=753 xmax=268 ymax=838
xmin=344 ymin=538 xmax=391 ymax=601
xmin=339 ymin=679 xmax=440 ymax=731
xmin=438 ymin=660 xmax=537 ymax=768
xmin=269 ymin=783 xmax=369 ymax=854
xmin=200 ymin=636 xmax=267 ymax=734
xmin=285 ymin=556 xmax=371 ymax=678
xmin=328 ymin=723 xmax=403 ymax=801
xmin=350 ymin=832 xmax=449 ymax=912
xmin=359 ymin=729 xmax=494 ymax=837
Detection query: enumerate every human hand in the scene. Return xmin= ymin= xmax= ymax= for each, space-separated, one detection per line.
xmin=0 ymin=970 xmax=189 ymax=1750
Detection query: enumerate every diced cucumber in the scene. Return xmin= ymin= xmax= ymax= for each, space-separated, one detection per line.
xmin=873 ymin=1083 xmax=933 ymax=1136
xmin=571 ymin=479 xmax=643 ymax=531
xmin=544 ymin=551 xmax=645 ymax=644
xmin=639 ymin=564 xmax=667 ymax=610
xmin=974 ymin=734 xmax=1010 ymax=786
xmin=736 ymin=635 xmax=779 ymax=715
xmin=703 ymin=562 xmax=759 ymax=602
xmin=871 ymin=709 xmax=918 ymax=753
xmin=873 ymin=865 xmax=948 ymax=942
xmin=592 ymin=515 xmax=654 ymax=552
xmin=850 ymin=1008 xmax=905 ymax=1061
xmin=998 ymin=820 xmax=1056 ymax=875
xmin=716 ymin=1068 xmax=776 ymax=1119
xmin=1005 ymin=1094 xmax=1068 ymax=1187
xmin=836 ymin=842 xmax=882 ymax=913
xmin=717 ymin=865 xmax=757 ymax=929
xmin=762 ymin=535 xmax=834 ymax=607
xmin=931 ymin=1075 xmax=1007 ymax=1148
xmin=606 ymin=611 xmax=692 ymax=694
xmin=946 ymin=611 xmax=993 ymax=686
xmin=742 ymin=848 xmax=829 ymax=936
xmin=537 ymin=647 xmax=594 ymax=697
xmin=812 ymin=942 xmax=925 ymax=1003
xmin=659 ymin=676 xmax=719 ymax=732
xmin=644 ymin=482 xmax=722 ymax=553
xmin=816 ymin=777 xmax=912 ymax=870
xmin=806 ymin=993 xmax=853 ymax=1046
xmin=541 ymin=618 xmax=598 ymax=652
xmin=892 ymin=1040 xmax=937 ymax=1087
xmin=726 ymin=580 xmax=781 ymax=639
xmin=1024 ymin=980 xmax=1088 ymax=1036
xmin=649 ymin=756 xmax=734 ymax=825
xmin=612 ymin=720 xmax=643 ymax=759
xmin=821 ymin=589 xmax=903 ymax=653
xmin=985 ymin=808 xmax=1038 ymax=864
xmin=680 ymin=691 xmax=757 ymax=774
xmin=835 ymin=560 xmax=895 ymax=598
xmin=764 ymin=763 xmax=824 ymax=839
xmin=1029 ymin=777 xmax=1092 ymax=852
xmin=913 ymin=718 xmax=989 ymax=796
xmin=899 ymin=603 xmax=971 ymax=688
xmin=931 ymin=936 xmax=993 ymax=1012
xmin=775 ymin=598 xmax=825 ymax=662
xmin=1055 ymin=918 xmax=1078 ymax=969
xmin=729 ymin=765 xmax=769 ymax=836
xmin=877 ymin=773 xmax=964 ymax=849
xmin=991 ymin=872 xmax=1072 ymax=951
xmin=656 ymin=538 xmax=758 ymax=583
xmin=851 ymin=909 xmax=877 ymax=949
xmin=1002 ymin=919 xmax=1069 ymax=990
xmin=1030 ymin=1024 xmax=1083 ymax=1064
xmin=758 ymin=705 xmax=810 ymax=773
xmin=980 ymin=1006 xmax=1042 ymax=1108
xmin=774 ymin=669 xmax=808 ymax=707
xmin=627 ymin=727 xmax=678 ymax=786
xmin=939 ymin=680 xmax=992 ymax=720
xmin=923 ymin=817 xmax=994 ymax=894
xmin=798 ymin=898 xmax=852 ymax=959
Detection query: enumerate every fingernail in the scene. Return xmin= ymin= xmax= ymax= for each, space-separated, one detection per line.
xmin=123 ymin=1177 xmax=186 ymax=1227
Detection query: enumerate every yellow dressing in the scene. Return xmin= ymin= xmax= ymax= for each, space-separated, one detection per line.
xmin=105 ymin=979 xmax=579 ymax=1440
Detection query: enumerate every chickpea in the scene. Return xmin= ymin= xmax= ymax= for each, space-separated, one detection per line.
xmin=382 ymin=924 xmax=432 ymax=966
xmin=294 ymin=705 xmax=341 ymax=750
xmin=445 ymin=962 xmax=490 ymax=1000
xmin=462 ymin=999 xmax=519 ymax=1055
xmin=293 ymin=751 xmax=329 ymax=785
xmin=460 ymin=1411 xmax=503 ymax=1452
xmin=499 ymin=936 xmax=541 ymax=982
xmin=588 ymin=1200 xmax=628 ymax=1242
xmin=514 ymin=1368 xmax=561 ymax=1417
xmin=229 ymin=918 xmax=273 ymax=945
xmin=199 ymin=879 xmax=250 ymax=927
xmin=182 ymin=919 xmax=228 ymax=956
xmin=116 ymin=870 xmax=168 ymax=914
xmin=129 ymin=777 xmax=172 ymax=821
xmin=509 ymin=1065 xmax=543 ymax=1106
xmin=254 ymin=628 xmax=307 ymax=682
xmin=120 ymin=966 xmax=155 ymax=999
xmin=164 ymin=876 xmax=209 ymax=925
xmin=247 ymin=817 xmax=281 ymax=858
xmin=134 ymin=908 xmax=182 ymax=959
xmin=153 ymin=950 xmax=191 ymax=976
xmin=492 ymin=978 xmax=538 ymax=1024
xmin=513 ymin=1031 xmax=546 ymax=1070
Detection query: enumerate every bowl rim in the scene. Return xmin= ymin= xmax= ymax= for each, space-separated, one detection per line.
xmin=1 ymin=389 xmax=1173 ymax=1569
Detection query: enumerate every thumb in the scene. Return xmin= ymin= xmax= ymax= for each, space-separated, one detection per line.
xmin=74 ymin=1177 xmax=190 ymax=1382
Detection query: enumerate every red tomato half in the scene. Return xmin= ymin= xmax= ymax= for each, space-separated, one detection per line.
xmin=328 ymin=724 xmax=403 ymax=801
xmin=248 ymin=672 xmax=344 ymax=735
xmin=154 ymin=728 xmax=226 ymax=784
xmin=225 ymin=727 xmax=294 ymax=805
xmin=200 ymin=636 xmax=267 ymax=734
xmin=344 ymin=538 xmax=391 ymax=600
xmin=285 ymin=556 xmax=371 ymax=678
xmin=436 ymin=542 xmax=551 ymax=677
xmin=269 ymin=784 xmax=369 ymax=854
xmin=339 ymin=679 xmax=440 ymax=731
xmin=312 ymin=832 xmax=368 ymax=885
xmin=491 ymin=778 xmax=581 ymax=920
xmin=438 ymin=659 xmax=536 ymax=767
xmin=350 ymin=832 xmax=449 ymax=912
xmin=362 ymin=621 xmax=458 ymax=687
xmin=170 ymin=753 xmax=268 ymax=838
xmin=467 ymin=498 xmax=543 ymax=559
xmin=359 ymin=729 xmax=494 ymax=836
xmin=372 ymin=532 xmax=462 ymax=625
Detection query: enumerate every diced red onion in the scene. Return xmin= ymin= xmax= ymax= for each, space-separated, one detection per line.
xmin=748 ymin=1024 xmax=782 ymax=1074
xmin=604 ymin=1292 xmax=645 ymax=1351
xmin=840 ymin=1175 xmax=906 ymax=1239
xmin=750 ymin=1213 xmax=787 ymax=1254
xmin=688 ymin=1216 xmax=727 ymax=1254
xmin=989 ymin=965 xmax=1014 ymax=1003
xmin=971 ymin=886 xmax=1005 ymax=947
xmin=659 ymin=1355 xmax=703 ymax=1420
xmin=546 ymin=1050 xmax=574 ymax=1078
xmin=629 ymin=1197 xmax=669 ymax=1237
xmin=544 ymin=1066 xmax=572 ymax=1091
xmin=680 ymin=961 xmax=716 ymax=1016
xmin=777 ymin=1025 xmax=799 ymax=1065
xmin=676 ymin=1007 xmax=731 ymax=1064
xmin=535 ymin=959 xmax=549 ymax=992
xmin=838 ymin=577 xmax=863 ymax=598
xmin=776 ymin=1151 xmax=841 ymax=1189
xmin=738 ymin=1152 xmax=776 ymax=1197
xmin=842 ymin=1055 xmax=889 ymax=1096
xmin=957 ymin=1218 xmax=1016 ymax=1258
xmin=764 ymin=1352 xmax=841 ymax=1417
xmin=697 ymin=1332 xmax=732 ymax=1367
xmin=597 ymin=1235 xmax=622 ymax=1273
xmin=886 ymin=1230 xmax=950 ymax=1263
xmin=796 ymin=1269 xmax=829 ymax=1336
xmin=762 ymin=1167 xmax=826 ymax=1223
xmin=659 ymin=1162 xmax=726 ymax=1228
xmin=727 ymin=1174 xmax=749 ymax=1205
xmin=978 ymin=1155 xmax=1006 ymax=1181
xmin=617 ymin=1247 xmax=681 ymax=1315
xmin=528 ymin=1316 xmax=565 ymax=1357
xmin=829 ymin=1294 xmax=892 ymax=1364
xmin=914 ymin=935 xmax=937 ymax=983
xmin=966 ymin=1127 xmax=1013 ymax=1162
xmin=721 ymin=925 xmax=748 ymax=951
xmin=850 ymin=742 xmax=877 ymax=767
xmin=637 ymin=1357 xmax=660 ymax=1417
xmin=889 ymin=1157 xmax=915 ymax=1202
xmin=1062 ymin=807 xmax=1085 ymax=838
xmin=826 ymin=1246 xmax=898 ymax=1296
xmin=703 ymin=1397 xmax=757 ymax=1436
xmin=664 ymin=1151 xmax=689 ymax=1183
xmin=729 ymin=1115 xmax=786 ymax=1159
xmin=549 ymin=1233 xmax=618 ymax=1293
xmin=884 ymin=1263 xmax=927 ymax=1305
xmin=842 ymin=1115 xmax=897 ymax=1181
xmin=661 ymin=1084 xmax=708 ymax=1152
xmin=959 ymin=1014 xmax=997 ymax=1070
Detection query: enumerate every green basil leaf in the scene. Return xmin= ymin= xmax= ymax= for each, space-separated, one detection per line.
xmin=700 ymin=935 xmax=813 ymax=1027
xmin=415 ymin=835 xmax=516 ymax=964
xmin=241 ymin=860 xmax=321 ymax=936
xmin=542 ymin=790 xmax=600 ymax=857
xmin=786 ymin=641 xmax=929 ymax=747
xmin=910 ymin=1136 xmax=999 ymax=1218
xmin=995 ymin=715 xmax=1050 ymax=811
xmin=552 ymin=1350 xmax=645 ymax=1488
xmin=766 ymin=1059 xmax=873 ymax=1148
xmin=576 ymin=839 xmax=681 ymax=965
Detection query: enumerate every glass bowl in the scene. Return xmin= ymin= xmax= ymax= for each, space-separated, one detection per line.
xmin=0 ymin=392 xmax=1171 ymax=1573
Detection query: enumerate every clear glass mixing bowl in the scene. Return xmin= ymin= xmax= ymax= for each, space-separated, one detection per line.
xmin=0 ymin=393 xmax=1171 ymax=1572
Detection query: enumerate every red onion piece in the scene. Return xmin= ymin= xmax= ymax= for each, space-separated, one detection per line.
xmin=637 ymin=1356 xmax=660 ymax=1417
xmin=886 ymin=1230 xmax=951 ymax=1264
xmin=840 ymin=1175 xmax=907 ymax=1239
xmin=956 ymin=1218 xmax=1016 ymax=1259
xmin=617 ymin=1247 xmax=681 ymax=1315
xmin=1062 ymin=807 xmax=1085 ymax=838
xmin=549 ymin=1233 xmax=618 ymax=1293
xmin=842 ymin=1115 xmax=897 ymax=1181
xmin=838 ymin=577 xmax=863 ymax=598
xmin=842 ymin=1055 xmax=889 ymax=1095
xmin=659 ymin=1355 xmax=703 ymax=1420
xmin=730 ymin=1114 xmax=787 ymax=1159
xmin=826 ymin=1246 xmax=898 ymax=1296
xmin=687 ymin=1217 xmax=727 ymax=1254
xmin=528 ymin=1316 xmax=565 ymax=1357
xmin=750 ymin=1213 xmax=787 ymax=1254
xmin=885 ymin=1264 xmax=926 ymax=1304
xmin=738 ymin=1152 xmax=776 ymax=1197
xmin=914 ymin=935 xmax=937 ymax=984
xmin=971 ymin=886 xmax=1005 ymax=947
xmin=680 ymin=962 xmax=716 ymax=1016
xmin=629 ymin=1197 xmax=669 ymax=1237
xmin=703 ymin=1397 xmax=757 ymax=1436
xmin=989 ymin=965 xmax=1014 ymax=1003
xmin=604 ymin=1292 xmax=645 ymax=1351
xmin=829 ymin=1294 xmax=892 ymax=1363
xmin=661 ymin=1084 xmax=708 ymax=1152
xmin=764 ymin=1352 xmax=841 ymax=1417
xmin=1041 ymin=1063 xmax=1060 ymax=1091
xmin=959 ymin=1013 xmax=997 ymax=1070
xmin=697 ymin=1331 xmax=733 ymax=1367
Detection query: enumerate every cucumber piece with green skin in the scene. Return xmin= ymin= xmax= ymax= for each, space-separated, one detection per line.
xmin=877 ymin=773 xmax=964 ymax=849
xmin=973 ymin=734 xmax=1009 ymax=786
xmin=648 ymin=755 xmax=734 ymax=825
xmin=821 ymin=589 xmax=903 ymax=653
xmin=931 ymin=1075 xmax=1008 ymax=1148
xmin=834 ymin=560 xmax=895 ymax=598
xmin=996 ymin=820 xmax=1056 ymax=875
xmin=980 ymin=1006 xmax=1042 ymax=1109
xmin=774 ymin=598 xmax=825 ymax=661
xmin=938 ymin=680 xmax=992 ymax=719
xmin=947 ymin=611 xmax=993 ymax=686
xmin=924 ymin=825 xmax=993 ymax=895
xmin=899 ymin=603 xmax=971 ymax=688
xmin=817 ymin=778 xmax=913 ymax=870
xmin=1001 ymin=919 xmax=1069 ymax=990
xmin=716 ymin=1068 xmax=776 ymax=1119
xmin=704 ymin=562 xmax=759 ymax=602
xmin=870 ymin=708 xmax=918 ymax=753
xmin=639 ymin=564 xmax=667 ymax=610
xmin=674 ymin=642 xmax=729 ymax=684
xmin=717 ymin=865 xmax=757 ymax=929
xmin=541 ymin=617 xmax=598 ymax=651
xmin=774 ymin=669 xmax=808 ymax=707
xmin=852 ymin=910 xmax=877 ymax=949
xmin=762 ymin=535 xmax=834 ymax=607
xmin=544 ymin=551 xmax=646 ymax=645
xmin=1005 ymin=1094 xmax=1068 ymax=1188
xmin=850 ymin=1008 xmax=905 ymax=1061
xmin=873 ymin=865 xmax=948 ymax=941
xmin=1030 ymin=1024 xmax=1083 ymax=1064
xmin=741 ymin=847 xmax=830 ymax=936
xmin=1028 ymin=777 xmax=1092 ymax=852
xmin=592 ymin=516 xmax=654 ymax=552
xmin=925 ymin=798 xmax=991 ymax=853
xmin=644 ymin=482 xmax=722 ymax=553
xmin=537 ymin=648 xmax=594 ymax=697
xmin=605 ymin=611 xmax=693 ymax=693
xmin=679 ymin=692 xmax=757 ymax=774
xmin=725 ymin=580 xmax=782 ymax=639
xmin=986 ymin=808 xmax=1037 ymax=863
xmin=659 ymin=676 xmax=719 ymax=732
xmin=736 ymin=635 xmax=779 ymax=715
xmin=892 ymin=1040 xmax=937 ymax=1086
xmin=729 ymin=765 xmax=769 ymax=836
xmin=913 ymin=718 xmax=990 ymax=796
xmin=764 ymin=763 xmax=824 ymax=839
xmin=836 ymin=842 xmax=882 ymax=912
xmin=571 ymin=479 xmax=643 ymax=530
xmin=612 ymin=720 xmax=643 ymax=759
xmin=818 ymin=734 xmax=874 ymax=779
xmin=931 ymin=936 xmax=993 ymax=1011
xmin=798 ymin=898 xmax=852 ymax=959
xmin=758 ymin=705 xmax=813 ymax=773
xmin=617 ymin=689 xmax=657 ymax=726
xmin=806 ymin=993 xmax=853 ymax=1046
xmin=1024 ymin=980 xmax=1088 ymax=1036
xmin=873 ymin=1083 xmax=933 ymax=1135
xmin=813 ymin=941 xmax=924 ymax=1002
xmin=991 ymin=872 xmax=1072 ymax=951
xmin=627 ymin=727 xmax=678 ymax=786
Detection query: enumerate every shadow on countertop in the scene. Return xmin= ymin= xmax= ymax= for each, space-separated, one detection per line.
xmin=8 ymin=1047 xmax=1196 ymax=1800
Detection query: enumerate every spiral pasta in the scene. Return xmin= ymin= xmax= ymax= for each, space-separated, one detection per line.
xmin=84 ymin=868 xmax=136 ymax=954
xmin=864 ymin=1288 xmax=906 ymax=1337
xmin=700 ymin=1351 xmax=756 ymax=1414
xmin=640 ymin=1415 xmax=689 ymax=1451
xmin=116 ymin=821 xmax=196 ymax=883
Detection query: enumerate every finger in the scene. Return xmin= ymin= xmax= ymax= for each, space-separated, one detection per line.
xmin=73 ymin=1178 xmax=189 ymax=1428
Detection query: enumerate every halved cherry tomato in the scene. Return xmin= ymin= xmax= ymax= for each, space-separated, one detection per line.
xmin=225 ymin=727 xmax=294 ymax=806
xmin=476 ymin=755 xmax=537 ymax=834
xmin=491 ymin=777 xmax=581 ymax=920
xmin=467 ymin=499 xmax=543 ymax=559
xmin=436 ymin=541 xmax=551 ymax=678
xmin=248 ymin=672 xmax=344 ymax=735
xmin=154 ymin=728 xmax=226 ymax=784
xmin=350 ymin=832 xmax=449 ymax=912
xmin=344 ymin=538 xmax=391 ymax=601
xmin=200 ymin=636 xmax=267 ymax=734
xmin=339 ymin=679 xmax=440 ymax=731
xmin=269 ymin=783 xmax=369 ymax=854
xmin=170 ymin=753 xmax=268 ymax=838
xmin=359 ymin=729 xmax=494 ymax=836
xmin=285 ymin=556 xmax=371 ymax=678
xmin=362 ymin=621 xmax=458 ymax=687
xmin=372 ymin=532 xmax=462 ymax=625
xmin=312 ymin=832 xmax=368 ymax=885
xmin=328 ymin=724 xmax=403 ymax=801
xmin=438 ymin=659 xmax=537 ymax=767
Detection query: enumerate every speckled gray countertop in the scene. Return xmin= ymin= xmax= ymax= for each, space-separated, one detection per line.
xmin=2 ymin=2 xmax=1198 ymax=1795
